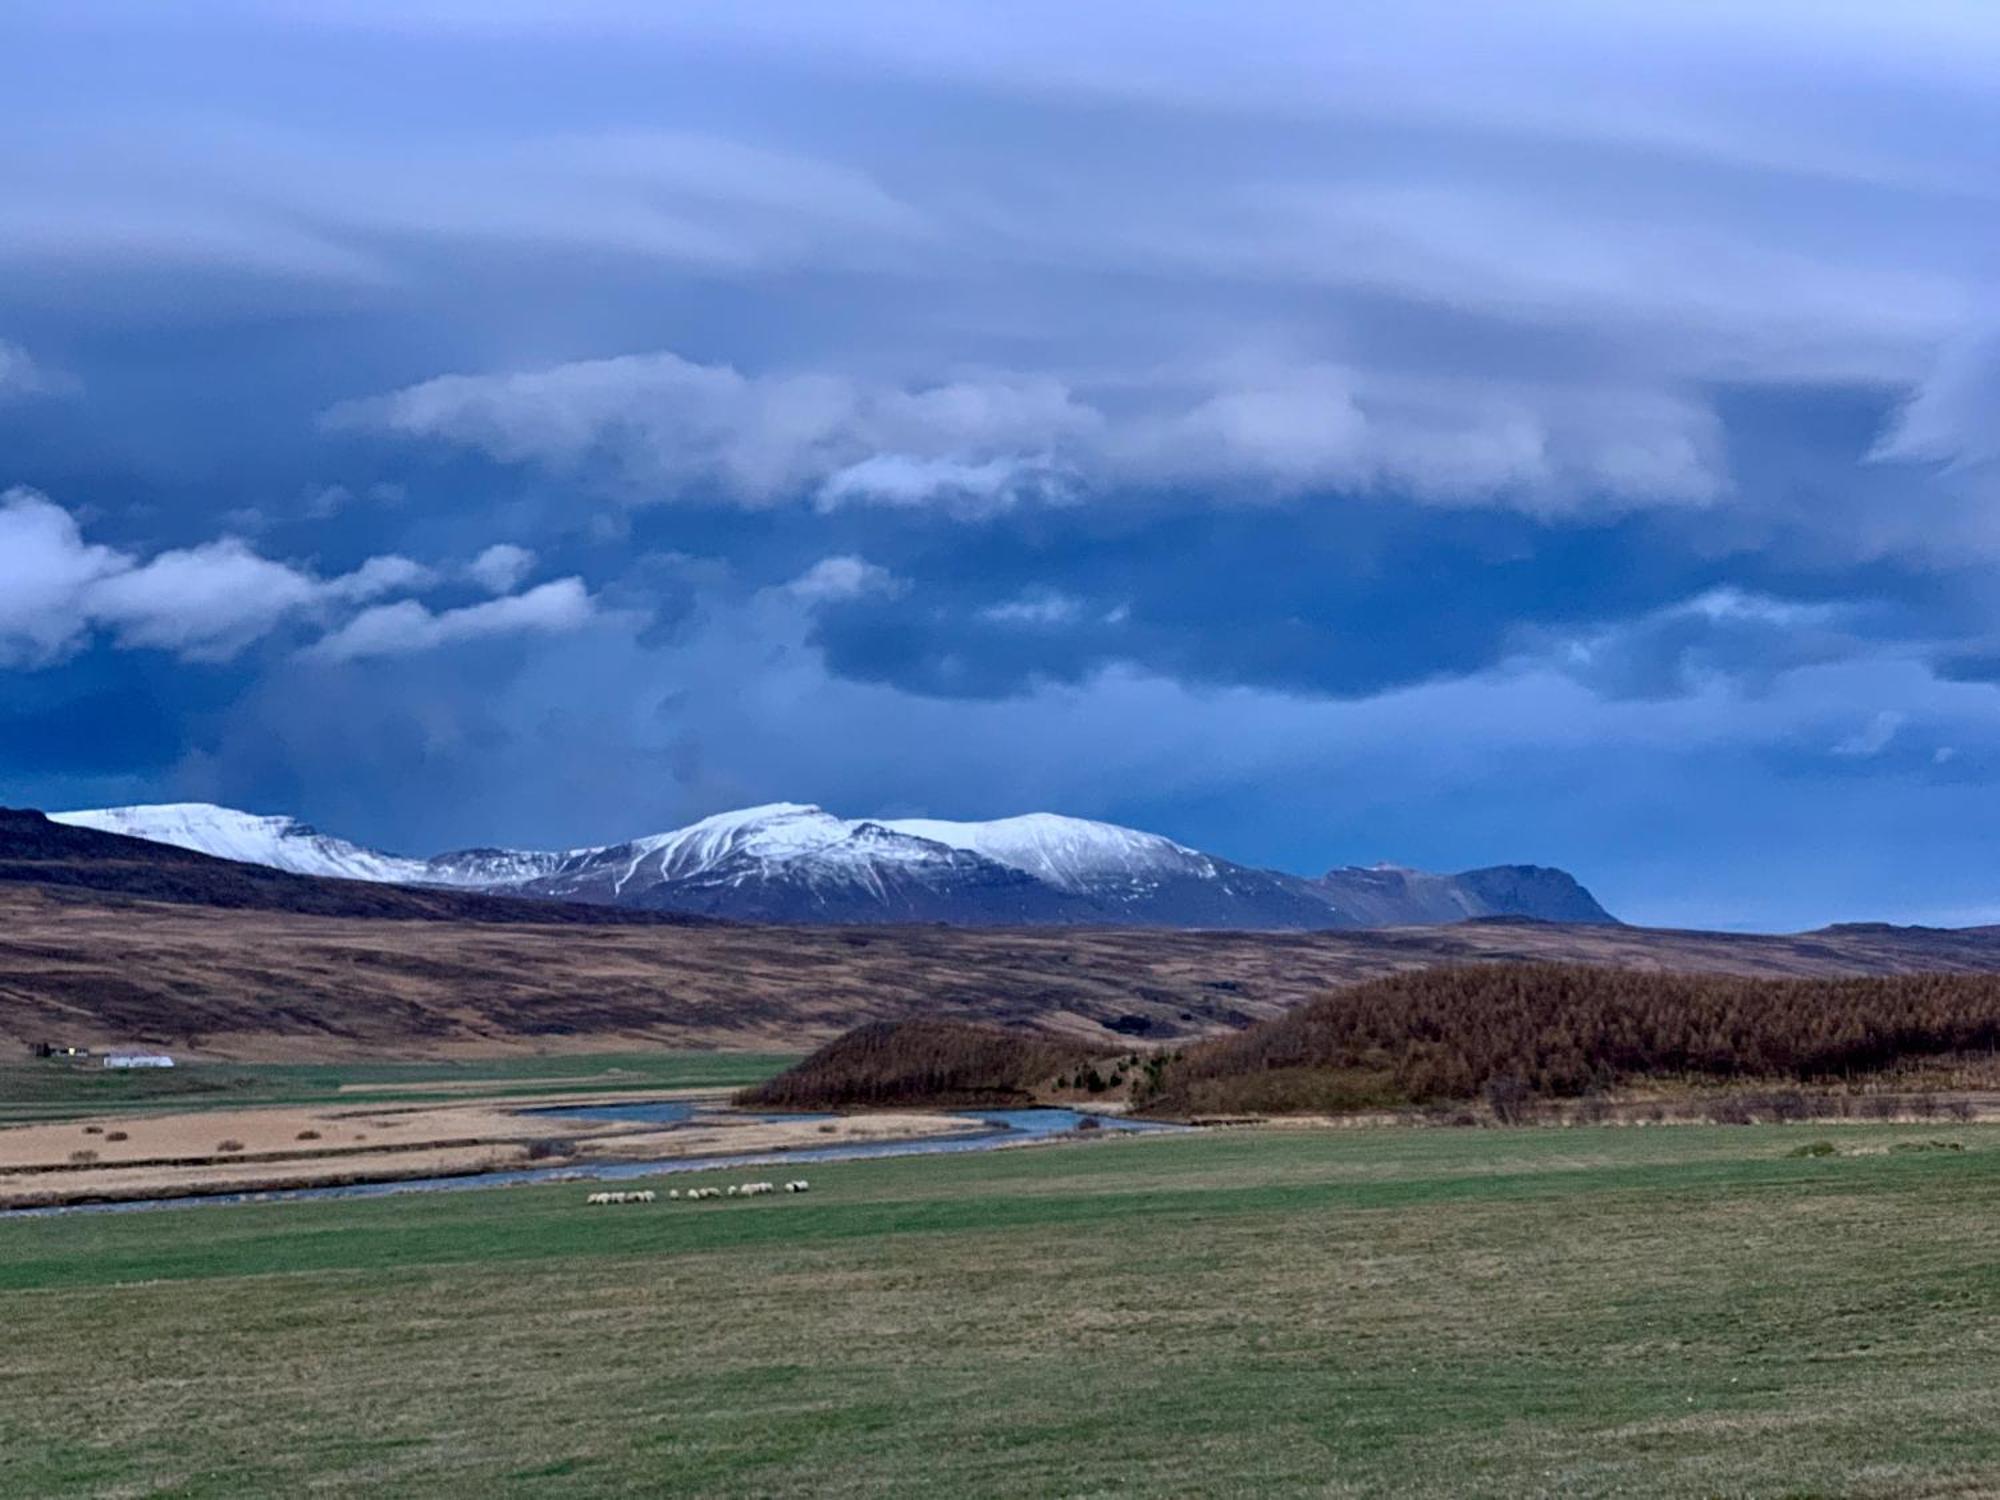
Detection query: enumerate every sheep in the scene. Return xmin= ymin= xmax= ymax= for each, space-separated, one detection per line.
xmin=784 ymin=1179 xmax=810 ymax=1193
xmin=586 ymin=1189 xmax=665 ymax=1206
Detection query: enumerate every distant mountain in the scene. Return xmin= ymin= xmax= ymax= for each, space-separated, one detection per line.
xmin=4 ymin=808 xmax=696 ymax=925
xmin=1312 ymin=863 xmax=1613 ymax=927
xmin=51 ymin=803 xmax=435 ymax=883
xmin=50 ymin=800 xmax=1620 ymax=929
xmin=880 ymin=811 xmax=1356 ymax=928
xmin=496 ymin=805 xmax=1087 ymax=924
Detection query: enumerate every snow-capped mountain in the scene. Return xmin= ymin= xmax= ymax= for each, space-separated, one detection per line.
xmin=50 ymin=804 xmax=434 ymax=884
xmin=47 ymin=800 xmax=1618 ymax=929
xmin=882 ymin=812 xmax=1207 ymax=893
xmin=498 ymin=804 xmax=1088 ymax=923
xmin=880 ymin=812 xmax=1352 ymax=927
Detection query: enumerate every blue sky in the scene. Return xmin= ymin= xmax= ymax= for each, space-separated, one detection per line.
xmin=3 ymin=1 xmax=1999 ymax=929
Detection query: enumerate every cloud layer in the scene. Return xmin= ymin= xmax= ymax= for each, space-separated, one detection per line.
xmin=330 ymin=351 xmax=1727 ymax=516
xmin=4 ymin=3 xmax=2000 ymax=927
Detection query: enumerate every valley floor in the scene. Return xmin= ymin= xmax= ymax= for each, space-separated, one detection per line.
xmin=3 ymin=1123 xmax=1998 ymax=1496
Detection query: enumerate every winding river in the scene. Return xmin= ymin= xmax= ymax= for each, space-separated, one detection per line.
xmin=3 ymin=1105 xmax=1183 ymax=1219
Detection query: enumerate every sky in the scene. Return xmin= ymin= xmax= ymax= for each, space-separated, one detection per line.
xmin=3 ymin=2 xmax=1999 ymax=930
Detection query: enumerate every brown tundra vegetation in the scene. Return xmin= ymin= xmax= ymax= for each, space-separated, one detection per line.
xmin=1138 ymin=963 xmax=2000 ymax=1117
xmin=736 ymin=1019 xmax=1113 ymax=1110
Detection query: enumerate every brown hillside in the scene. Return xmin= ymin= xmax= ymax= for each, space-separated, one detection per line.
xmin=1141 ymin=963 xmax=2000 ymax=1116
xmin=736 ymin=1020 xmax=1110 ymax=1110
xmin=12 ymin=883 xmax=2000 ymax=1059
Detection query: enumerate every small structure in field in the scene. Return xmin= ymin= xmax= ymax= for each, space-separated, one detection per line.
xmin=32 ymin=1043 xmax=92 ymax=1060
xmin=101 ymin=1053 xmax=175 ymax=1070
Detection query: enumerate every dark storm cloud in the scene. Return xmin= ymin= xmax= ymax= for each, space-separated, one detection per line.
xmin=4 ymin=1 xmax=2000 ymax=926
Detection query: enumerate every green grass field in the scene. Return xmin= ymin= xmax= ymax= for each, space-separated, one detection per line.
xmin=0 ymin=1052 xmax=799 ymax=1124
xmin=3 ymin=1123 xmax=1998 ymax=1497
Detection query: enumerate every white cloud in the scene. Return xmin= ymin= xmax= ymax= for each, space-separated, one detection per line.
xmin=325 ymin=354 xmax=1100 ymax=508
xmin=0 ymin=489 xmax=128 ymax=664
xmin=331 ymin=349 xmax=1726 ymax=514
xmin=981 ymin=591 xmax=1084 ymax=627
xmin=305 ymin=578 xmax=597 ymax=662
xmin=1872 ymin=331 xmax=2000 ymax=482
xmin=783 ymin=555 xmax=903 ymax=605
xmin=83 ymin=539 xmax=330 ymax=657
xmin=1115 ymin=365 xmax=1725 ymax=508
xmin=327 ymin=554 xmax=436 ymax=602
xmin=0 ymin=340 xmax=74 ymax=401
xmin=467 ymin=543 xmax=536 ymax=595
xmin=0 ymin=488 xmax=433 ymax=665
xmin=815 ymin=454 xmax=1071 ymax=516
xmin=1833 ymin=709 xmax=1907 ymax=758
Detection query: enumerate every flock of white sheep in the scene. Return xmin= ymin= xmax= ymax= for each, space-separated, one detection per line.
xmin=586 ymin=1179 xmax=809 ymax=1207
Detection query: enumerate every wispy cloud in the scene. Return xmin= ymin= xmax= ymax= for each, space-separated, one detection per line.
xmin=783 ymin=555 xmax=904 ymax=605
xmin=304 ymin=578 xmax=598 ymax=662
xmin=0 ymin=340 xmax=76 ymax=401
xmin=1833 ymin=709 xmax=1907 ymax=758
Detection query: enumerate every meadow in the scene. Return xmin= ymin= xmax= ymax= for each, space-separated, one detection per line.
xmin=3 ymin=1122 xmax=1999 ymax=1497
xmin=0 ymin=1052 xmax=797 ymax=1125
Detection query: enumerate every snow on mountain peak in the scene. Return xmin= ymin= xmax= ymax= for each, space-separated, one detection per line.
xmin=881 ymin=811 xmax=1209 ymax=892
xmin=49 ymin=802 xmax=431 ymax=884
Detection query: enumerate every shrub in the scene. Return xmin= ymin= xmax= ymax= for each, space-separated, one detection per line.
xmin=522 ymin=1138 xmax=569 ymax=1161
xmin=296 ymin=1129 xmax=322 ymax=1141
xmin=105 ymin=1130 xmax=128 ymax=1142
xmin=737 ymin=1020 xmax=1113 ymax=1111
xmin=1142 ymin=963 xmax=2000 ymax=1117
xmin=216 ymin=1139 xmax=245 ymax=1153
xmin=1483 ymin=1075 xmax=1532 ymax=1124
xmin=81 ymin=1124 xmax=103 ymax=1136
xmin=1765 ymin=1090 xmax=1811 ymax=1123
xmin=1709 ymin=1098 xmax=1754 ymax=1126
xmin=68 ymin=1149 xmax=98 ymax=1165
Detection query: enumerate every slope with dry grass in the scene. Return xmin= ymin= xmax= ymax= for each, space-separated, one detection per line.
xmin=15 ymin=883 xmax=2000 ymax=1058
xmin=735 ymin=1019 xmax=1113 ymax=1110
xmin=1140 ymin=962 xmax=2000 ymax=1116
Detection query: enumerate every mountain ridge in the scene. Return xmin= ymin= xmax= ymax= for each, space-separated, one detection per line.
xmin=50 ymin=800 xmax=1619 ymax=930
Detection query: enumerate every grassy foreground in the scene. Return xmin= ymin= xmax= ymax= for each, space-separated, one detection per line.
xmin=3 ymin=1125 xmax=1999 ymax=1498
xmin=0 ymin=1051 xmax=798 ymax=1124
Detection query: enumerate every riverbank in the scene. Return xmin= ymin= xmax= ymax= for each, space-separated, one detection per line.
xmin=0 ymin=1088 xmax=986 ymax=1210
